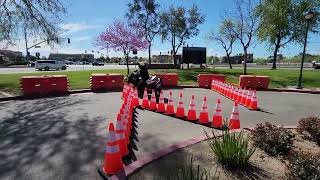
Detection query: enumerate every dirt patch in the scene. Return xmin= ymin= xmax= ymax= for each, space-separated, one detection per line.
xmin=129 ymin=130 xmax=319 ymax=180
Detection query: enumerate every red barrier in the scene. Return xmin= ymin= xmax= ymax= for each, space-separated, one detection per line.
xmin=154 ymin=73 xmax=178 ymax=87
xmin=198 ymin=74 xmax=225 ymax=88
xmin=20 ymin=75 xmax=69 ymax=96
xmin=90 ymin=74 xmax=124 ymax=91
xmin=239 ymin=75 xmax=270 ymax=89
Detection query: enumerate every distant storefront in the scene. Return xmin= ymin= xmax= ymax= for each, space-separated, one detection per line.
xmin=0 ymin=50 xmax=23 ymax=64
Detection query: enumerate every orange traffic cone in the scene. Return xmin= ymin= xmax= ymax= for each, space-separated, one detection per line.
xmin=132 ymin=88 xmax=139 ymax=107
xmin=149 ymin=89 xmax=157 ymax=111
xmin=121 ymin=84 xmax=128 ymax=99
xmin=249 ymin=90 xmax=258 ymax=110
xmin=229 ymin=86 xmax=234 ymax=99
xmin=175 ymin=92 xmax=185 ymax=118
xmin=157 ymin=90 xmax=166 ymax=113
xmin=165 ymin=91 xmax=175 ymax=115
xmin=212 ymin=98 xmax=223 ymax=128
xmin=245 ymin=89 xmax=252 ymax=107
xmin=199 ymin=96 xmax=209 ymax=124
xmin=116 ymin=115 xmax=129 ymax=157
xmin=233 ymin=88 xmax=238 ymax=101
xmin=101 ymin=123 xmax=123 ymax=175
xmin=226 ymin=84 xmax=231 ymax=98
xmin=240 ymin=88 xmax=248 ymax=105
xmin=229 ymin=102 xmax=240 ymax=129
xmin=237 ymin=88 xmax=243 ymax=103
xmin=142 ymin=88 xmax=149 ymax=109
xmin=187 ymin=95 xmax=197 ymax=121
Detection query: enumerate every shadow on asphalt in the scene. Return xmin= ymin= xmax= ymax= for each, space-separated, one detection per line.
xmin=123 ymin=109 xmax=139 ymax=165
xmin=0 ymin=97 xmax=105 ymax=179
xmin=256 ymin=108 xmax=274 ymax=115
xmin=136 ymin=106 xmax=220 ymax=130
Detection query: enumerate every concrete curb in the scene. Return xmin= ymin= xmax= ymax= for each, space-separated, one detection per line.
xmin=110 ymin=125 xmax=297 ymax=180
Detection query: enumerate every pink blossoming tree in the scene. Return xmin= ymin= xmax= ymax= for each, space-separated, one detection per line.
xmin=95 ymin=20 xmax=149 ymax=75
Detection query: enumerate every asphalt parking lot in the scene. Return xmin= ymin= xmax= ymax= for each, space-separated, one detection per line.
xmin=0 ymin=89 xmax=319 ymax=179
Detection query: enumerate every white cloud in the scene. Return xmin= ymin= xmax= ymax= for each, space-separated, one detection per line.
xmin=60 ymin=23 xmax=103 ymax=33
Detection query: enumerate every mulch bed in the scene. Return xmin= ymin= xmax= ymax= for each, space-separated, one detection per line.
xmin=128 ymin=129 xmax=319 ymax=180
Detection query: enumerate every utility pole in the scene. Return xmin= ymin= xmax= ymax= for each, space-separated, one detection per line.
xmin=24 ymin=29 xmax=29 ymax=62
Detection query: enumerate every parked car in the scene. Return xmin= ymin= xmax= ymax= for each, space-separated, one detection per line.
xmin=118 ymin=61 xmax=126 ymax=65
xmin=312 ymin=61 xmax=320 ymax=69
xmin=35 ymin=60 xmax=67 ymax=71
xmin=92 ymin=62 xmax=104 ymax=66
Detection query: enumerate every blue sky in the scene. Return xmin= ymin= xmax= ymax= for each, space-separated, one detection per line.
xmin=5 ymin=0 xmax=320 ymax=58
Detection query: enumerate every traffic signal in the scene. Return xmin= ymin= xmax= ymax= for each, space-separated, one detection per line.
xmin=67 ymin=38 xmax=71 ymax=44
xmin=85 ymin=50 xmax=87 ymax=53
xmin=133 ymin=49 xmax=137 ymax=54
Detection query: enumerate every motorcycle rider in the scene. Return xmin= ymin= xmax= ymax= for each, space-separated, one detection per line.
xmin=137 ymin=62 xmax=150 ymax=98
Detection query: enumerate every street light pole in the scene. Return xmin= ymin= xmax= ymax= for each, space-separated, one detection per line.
xmin=297 ymin=12 xmax=315 ymax=89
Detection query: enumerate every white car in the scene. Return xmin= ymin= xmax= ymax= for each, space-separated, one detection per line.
xmin=35 ymin=60 xmax=67 ymax=71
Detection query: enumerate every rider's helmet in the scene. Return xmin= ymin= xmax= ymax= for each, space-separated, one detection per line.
xmin=138 ymin=61 xmax=149 ymax=69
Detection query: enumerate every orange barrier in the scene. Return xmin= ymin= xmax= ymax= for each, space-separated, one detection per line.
xmin=90 ymin=74 xmax=124 ymax=91
xmin=198 ymin=74 xmax=225 ymax=88
xmin=154 ymin=73 xmax=178 ymax=87
xmin=239 ymin=75 xmax=270 ymax=89
xmin=20 ymin=75 xmax=69 ymax=96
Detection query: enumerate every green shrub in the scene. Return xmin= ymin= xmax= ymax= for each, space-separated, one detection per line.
xmin=286 ymin=152 xmax=320 ymax=180
xmin=251 ymin=122 xmax=295 ymax=156
xmin=297 ymin=116 xmax=320 ymax=145
xmin=160 ymin=157 xmax=219 ymax=180
xmin=205 ymin=130 xmax=255 ymax=169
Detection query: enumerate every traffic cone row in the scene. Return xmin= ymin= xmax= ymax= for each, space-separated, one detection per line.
xmin=211 ymin=80 xmax=258 ymax=110
xmin=138 ymin=90 xmax=241 ymax=129
xmin=100 ymin=85 xmax=140 ymax=176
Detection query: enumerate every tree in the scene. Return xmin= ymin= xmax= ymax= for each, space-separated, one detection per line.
xmin=159 ymin=5 xmax=205 ymax=66
xmin=0 ymin=0 xmax=66 ymax=44
xmin=208 ymin=20 xmax=236 ymax=69
xmin=257 ymin=0 xmax=320 ymax=70
xmin=228 ymin=0 xmax=259 ymax=75
xmin=127 ymin=0 xmax=160 ymax=65
xmin=291 ymin=0 xmax=320 ymax=41
xmin=257 ymin=0 xmax=296 ymax=69
xmin=95 ymin=20 xmax=148 ymax=76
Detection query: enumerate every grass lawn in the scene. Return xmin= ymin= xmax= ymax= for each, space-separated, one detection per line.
xmin=0 ymin=68 xmax=319 ymax=95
